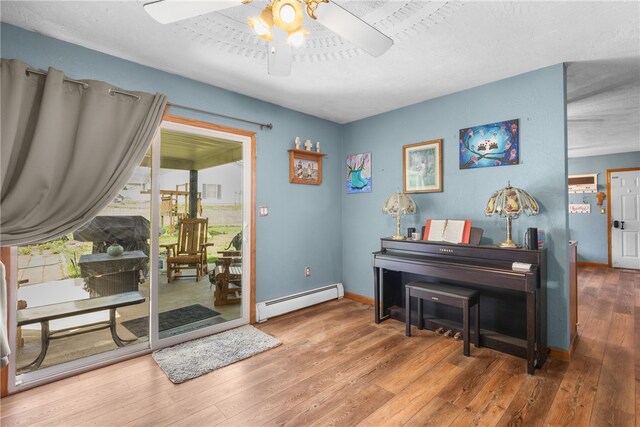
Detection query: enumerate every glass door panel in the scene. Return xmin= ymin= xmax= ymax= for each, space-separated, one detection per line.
xmin=15 ymin=152 xmax=152 ymax=376
xmin=156 ymin=126 xmax=243 ymax=339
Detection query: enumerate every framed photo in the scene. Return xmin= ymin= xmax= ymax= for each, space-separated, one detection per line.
xmin=459 ymin=119 xmax=519 ymax=169
xmin=346 ymin=152 xmax=372 ymax=194
xmin=288 ymin=149 xmax=326 ymax=185
xmin=403 ymin=139 xmax=443 ymax=193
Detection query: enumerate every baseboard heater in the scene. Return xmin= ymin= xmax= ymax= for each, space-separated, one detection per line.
xmin=256 ymin=283 xmax=344 ymax=323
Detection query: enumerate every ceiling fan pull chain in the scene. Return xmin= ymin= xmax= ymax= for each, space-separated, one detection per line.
xmin=302 ymin=0 xmax=329 ymax=20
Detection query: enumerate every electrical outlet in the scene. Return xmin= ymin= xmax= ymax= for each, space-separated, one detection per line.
xmin=259 ymin=206 xmax=269 ymax=216
xmin=304 ymin=266 xmax=311 ymax=277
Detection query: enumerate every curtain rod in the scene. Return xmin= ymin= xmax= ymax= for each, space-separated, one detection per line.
xmin=167 ymin=102 xmax=273 ymax=130
xmin=26 ymin=68 xmax=141 ymax=100
xmin=25 ymin=69 xmax=273 ymax=130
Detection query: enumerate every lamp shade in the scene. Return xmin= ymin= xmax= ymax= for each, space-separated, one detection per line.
xmin=485 ymin=183 xmax=539 ymax=218
xmin=248 ymin=6 xmax=274 ymax=41
xmin=485 ymin=182 xmax=539 ymax=248
xmin=287 ymin=26 xmax=309 ymax=47
xmin=272 ymin=0 xmax=304 ymax=32
xmin=383 ymin=192 xmax=416 ymax=240
xmin=383 ymin=192 xmax=416 ymax=217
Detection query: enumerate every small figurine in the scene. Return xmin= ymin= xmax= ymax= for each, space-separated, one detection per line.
xmin=304 ymin=139 xmax=313 ymax=151
xmin=316 ymin=141 xmax=320 ymax=152
xmin=294 ymin=136 xmax=301 ymax=150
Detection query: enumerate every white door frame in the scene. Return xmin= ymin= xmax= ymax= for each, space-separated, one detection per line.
xmin=150 ymin=117 xmax=254 ymax=350
xmin=607 ymin=167 xmax=640 ymax=268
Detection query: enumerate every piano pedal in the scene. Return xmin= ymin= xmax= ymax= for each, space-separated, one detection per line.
xmin=444 ymin=329 xmax=453 ymax=338
xmin=435 ymin=327 xmax=445 ymax=335
xmin=453 ymin=332 xmax=462 ymax=341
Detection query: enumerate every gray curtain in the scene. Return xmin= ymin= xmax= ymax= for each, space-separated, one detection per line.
xmin=0 ymin=59 xmax=167 ymax=246
xmin=0 ymin=262 xmax=8 ymax=367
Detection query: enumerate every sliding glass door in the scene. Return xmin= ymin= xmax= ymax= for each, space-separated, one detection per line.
xmin=10 ymin=117 xmax=252 ymax=390
xmin=150 ymin=119 xmax=251 ymax=348
xmin=13 ymin=151 xmax=152 ymax=386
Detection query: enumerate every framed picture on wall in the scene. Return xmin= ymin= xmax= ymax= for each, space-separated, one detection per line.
xmin=288 ymin=149 xmax=326 ymax=185
xmin=346 ymin=152 xmax=372 ymax=193
xmin=459 ymin=119 xmax=519 ymax=169
xmin=402 ymin=139 xmax=443 ymax=193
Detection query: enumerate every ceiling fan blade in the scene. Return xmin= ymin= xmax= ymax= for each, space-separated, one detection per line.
xmin=268 ymin=29 xmax=291 ymax=76
xmin=144 ymin=0 xmax=244 ymax=24
xmin=313 ymin=1 xmax=393 ymax=57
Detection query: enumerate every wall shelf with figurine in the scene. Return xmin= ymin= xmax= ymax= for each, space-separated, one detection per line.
xmin=289 ymin=149 xmax=326 ymax=185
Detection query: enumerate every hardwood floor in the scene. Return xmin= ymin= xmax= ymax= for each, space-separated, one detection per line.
xmin=1 ymin=266 xmax=637 ymax=426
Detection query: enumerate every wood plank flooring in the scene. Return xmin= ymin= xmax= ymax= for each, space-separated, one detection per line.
xmin=1 ymin=265 xmax=637 ymax=426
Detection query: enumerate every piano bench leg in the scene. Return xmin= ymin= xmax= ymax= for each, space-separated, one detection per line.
xmin=474 ymin=301 xmax=481 ymax=348
xmin=405 ymin=291 xmax=412 ymax=337
xmin=463 ymin=301 xmax=470 ymax=357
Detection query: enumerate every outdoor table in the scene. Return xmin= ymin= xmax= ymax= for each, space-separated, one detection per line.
xmin=79 ymin=250 xmax=148 ymax=296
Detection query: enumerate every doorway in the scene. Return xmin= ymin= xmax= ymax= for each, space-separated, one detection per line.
xmin=608 ymin=167 xmax=640 ymax=269
xmin=150 ymin=116 xmax=254 ymax=348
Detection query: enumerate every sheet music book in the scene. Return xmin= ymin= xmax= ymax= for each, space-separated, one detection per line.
xmin=425 ymin=220 xmax=447 ymax=241
xmin=423 ymin=219 xmax=472 ymax=244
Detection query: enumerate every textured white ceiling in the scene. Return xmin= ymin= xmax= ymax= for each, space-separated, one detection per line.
xmin=1 ymin=1 xmax=639 ymax=157
xmin=566 ymin=58 xmax=640 ymax=158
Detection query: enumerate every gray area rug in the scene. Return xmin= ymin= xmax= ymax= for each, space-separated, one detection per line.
xmin=152 ymin=325 xmax=281 ymax=383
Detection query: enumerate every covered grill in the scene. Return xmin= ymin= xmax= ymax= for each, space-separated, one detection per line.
xmin=73 ymin=216 xmax=150 ymax=296
xmin=73 ymin=215 xmax=150 ymax=257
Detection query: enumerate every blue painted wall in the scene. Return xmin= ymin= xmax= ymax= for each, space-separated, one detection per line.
xmin=341 ymin=65 xmax=570 ymax=350
xmin=568 ymin=152 xmax=640 ymax=263
xmin=1 ymin=24 xmax=573 ymax=350
xmin=0 ymin=23 xmax=343 ymax=303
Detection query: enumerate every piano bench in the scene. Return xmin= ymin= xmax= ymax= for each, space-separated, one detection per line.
xmin=405 ymin=281 xmax=480 ymax=357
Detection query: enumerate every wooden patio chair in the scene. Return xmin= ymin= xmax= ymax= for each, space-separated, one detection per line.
xmin=210 ymin=250 xmax=242 ymax=305
xmin=162 ymin=218 xmax=213 ymax=282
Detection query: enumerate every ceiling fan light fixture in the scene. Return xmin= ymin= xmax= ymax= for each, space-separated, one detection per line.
xmin=248 ymin=6 xmax=274 ymax=41
xmin=280 ymin=4 xmax=296 ymax=23
xmin=272 ymin=0 xmax=304 ymax=32
xmin=287 ymin=26 xmax=309 ymax=47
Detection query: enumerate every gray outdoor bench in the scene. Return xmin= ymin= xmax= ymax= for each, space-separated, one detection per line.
xmin=17 ymin=291 xmax=145 ymax=369
xmin=405 ymin=281 xmax=480 ymax=356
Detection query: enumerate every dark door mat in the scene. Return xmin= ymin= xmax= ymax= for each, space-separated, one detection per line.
xmin=121 ymin=304 xmax=221 ymax=337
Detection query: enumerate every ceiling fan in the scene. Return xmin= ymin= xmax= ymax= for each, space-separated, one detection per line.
xmin=144 ymin=0 xmax=393 ymax=76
